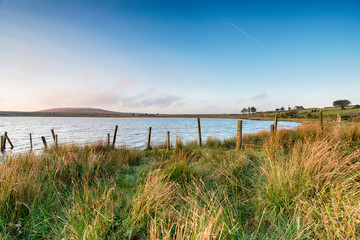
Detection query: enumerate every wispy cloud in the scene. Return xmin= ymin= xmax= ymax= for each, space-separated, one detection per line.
xmin=230 ymin=23 xmax=268 ymax=50
xmin=252 ymin=92 xmax=268 ymax=101
xmin=117 ymin=93 xmax=183 ymax=108
xmin=140 ymin=95 xmax=183 ymax=108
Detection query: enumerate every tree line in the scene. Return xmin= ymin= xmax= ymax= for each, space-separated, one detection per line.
xmin=240 ymin=99 xmax=354 ymax=115
xmin=241 ymin=106 xmax=256 ymax=114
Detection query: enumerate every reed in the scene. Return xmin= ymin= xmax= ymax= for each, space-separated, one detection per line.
xmin=0 ymin=121 xmax=359 ymax=239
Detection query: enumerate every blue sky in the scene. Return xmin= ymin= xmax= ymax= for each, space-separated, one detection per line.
xmin=0 ymin=0 xmax=359 ymax=113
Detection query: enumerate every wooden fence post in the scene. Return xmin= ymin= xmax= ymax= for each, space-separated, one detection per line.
xmin=270 ymin=124 xmax=275 ymax=137
xmin=147 ymin=127 xmax=152 ymax=150
xmin=0 ymin=136 xmax=4 ymax=152
xmin=51 ymin=129 xmax=56 ymax=142
xmin=55 ymin=135 xmax=58 ymax=148
xmin=107 ymin=133 xmax=110 ymax=147
xmin=41 ymin=136 xmax=47 ymax=150
xmin=30 ymin=133 xmax=33 ymax=151
xmin=236 ymin=120 xmax=243 ymax=149
xmin=4 ymin=132 xmax=14 ymax=149
xmin=3 ymin=132 xmax=7 ymax=149
xmin=274 ymin=116 xmax=278 ymax=134
xmin=112 ymin=125 xmax=118 ymax=148
xmin=167 ymin=131 xmax=170 ymax=150
xmin=319 ymin=111 xmax=324 ymax=133
xmin=197 ymin=118 xmax=202 ymax=147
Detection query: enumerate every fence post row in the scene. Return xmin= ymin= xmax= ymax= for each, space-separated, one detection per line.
xmin=1 ymin=118 xmax=284 ymax=152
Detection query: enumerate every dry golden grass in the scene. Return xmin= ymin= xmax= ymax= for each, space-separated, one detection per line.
xmin=1 ymin=121 xmax=360 ymax=239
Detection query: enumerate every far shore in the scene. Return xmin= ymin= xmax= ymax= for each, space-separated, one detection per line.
xmin=0 ymin=111 xmax=307 ymax=123
xmin=1 ymin=105 xmax=359 ymax=124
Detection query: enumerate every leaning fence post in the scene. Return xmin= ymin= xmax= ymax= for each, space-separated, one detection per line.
xmin=319 ymin=111 xmax=324 ymax=133
xmin=166 ymin=131 xmax=170 ymax=150
xmin=236 ymin=120 xmax=243 ymax=149
xmin=51 ymin=129 xmax=56 ymax=142
xmin=147 ymin=127 xmax=152 ymax=150
xmin=197 ymin=118 xmax=202 ymax=147
xmin=270 ymin=124 xmax=275 ymax=137
xmin=112 ymin=125 xmax=118 ymax=148
xmin=3 ymin=132 xmax=7 ymax=149
xmin=4 ymin=132 xmax=14 ymax=149
xmin=30 ymin=133 xmax=33 ymax=151
xmin=274 ymin=116 xmax=278 ymax=135
xmin=41 ymin=136 xmax=48 ymax=150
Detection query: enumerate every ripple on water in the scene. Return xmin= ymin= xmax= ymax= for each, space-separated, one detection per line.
xmin=0 ymin=117 xmax=300 ymax=153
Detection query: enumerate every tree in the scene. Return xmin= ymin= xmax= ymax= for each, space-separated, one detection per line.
xmin=288 ymin=106 xmax=291 ymax=111
xmin=241 ymin=108 xmax=248 ymax=114
xmin=248 ymin=107 xmax=251 ymax=114
xmin=280 ymin=107 xmax=285 ymax=111
xmin=333 ymin=99 xmax=351 ymax=110
xmin=250 ymin=106 xmax=257 ymax=113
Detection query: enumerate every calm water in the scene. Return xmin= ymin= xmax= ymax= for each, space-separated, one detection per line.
xmin=0 ymin=117 xmax=301 ymax=153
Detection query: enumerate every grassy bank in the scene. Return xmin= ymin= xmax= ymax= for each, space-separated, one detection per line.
xmin=149 ymin=106 xmax=360 ymax=123
xmin=1 ymin=121 xmax=360 ymax=239
xmin=226 ymin=106 xmax=360 ymax=122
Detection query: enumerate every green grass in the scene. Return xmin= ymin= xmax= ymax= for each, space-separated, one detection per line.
xmin=1 ymin=121 xmax=360 ymax=239
xmin=240 ymin=105 xmax=360 ymax=121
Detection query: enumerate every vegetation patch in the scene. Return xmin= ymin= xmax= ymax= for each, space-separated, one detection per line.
xmin=1 ymin=122 xmax=360 ymax=239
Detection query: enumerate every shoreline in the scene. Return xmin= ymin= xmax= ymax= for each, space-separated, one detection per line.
xmin=0 ymin=111 xmax=308 ymax=123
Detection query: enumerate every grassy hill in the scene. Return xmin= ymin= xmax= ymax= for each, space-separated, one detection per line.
xmin=36 ymin=107 xmax=121 ymax=114
xmin=0 ymin=108 xmax=144 ymax=117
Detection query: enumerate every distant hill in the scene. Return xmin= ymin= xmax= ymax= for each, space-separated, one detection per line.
xmin=36 ymin=107 xmax=121 ymax=115
xmin=0 ymin=108 xmax=153 ymax=117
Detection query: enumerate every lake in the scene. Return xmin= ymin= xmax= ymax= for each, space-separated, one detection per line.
xmin=0 ymin=117 xmax=301 ymax=153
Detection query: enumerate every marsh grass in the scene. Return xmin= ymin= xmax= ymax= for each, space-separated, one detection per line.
xmin=0 ymin=122 xmax=360 ymax=239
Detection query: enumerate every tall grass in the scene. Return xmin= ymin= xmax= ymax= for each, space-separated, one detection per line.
xmin=0 ymin=122 xmax=359 ymax=239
